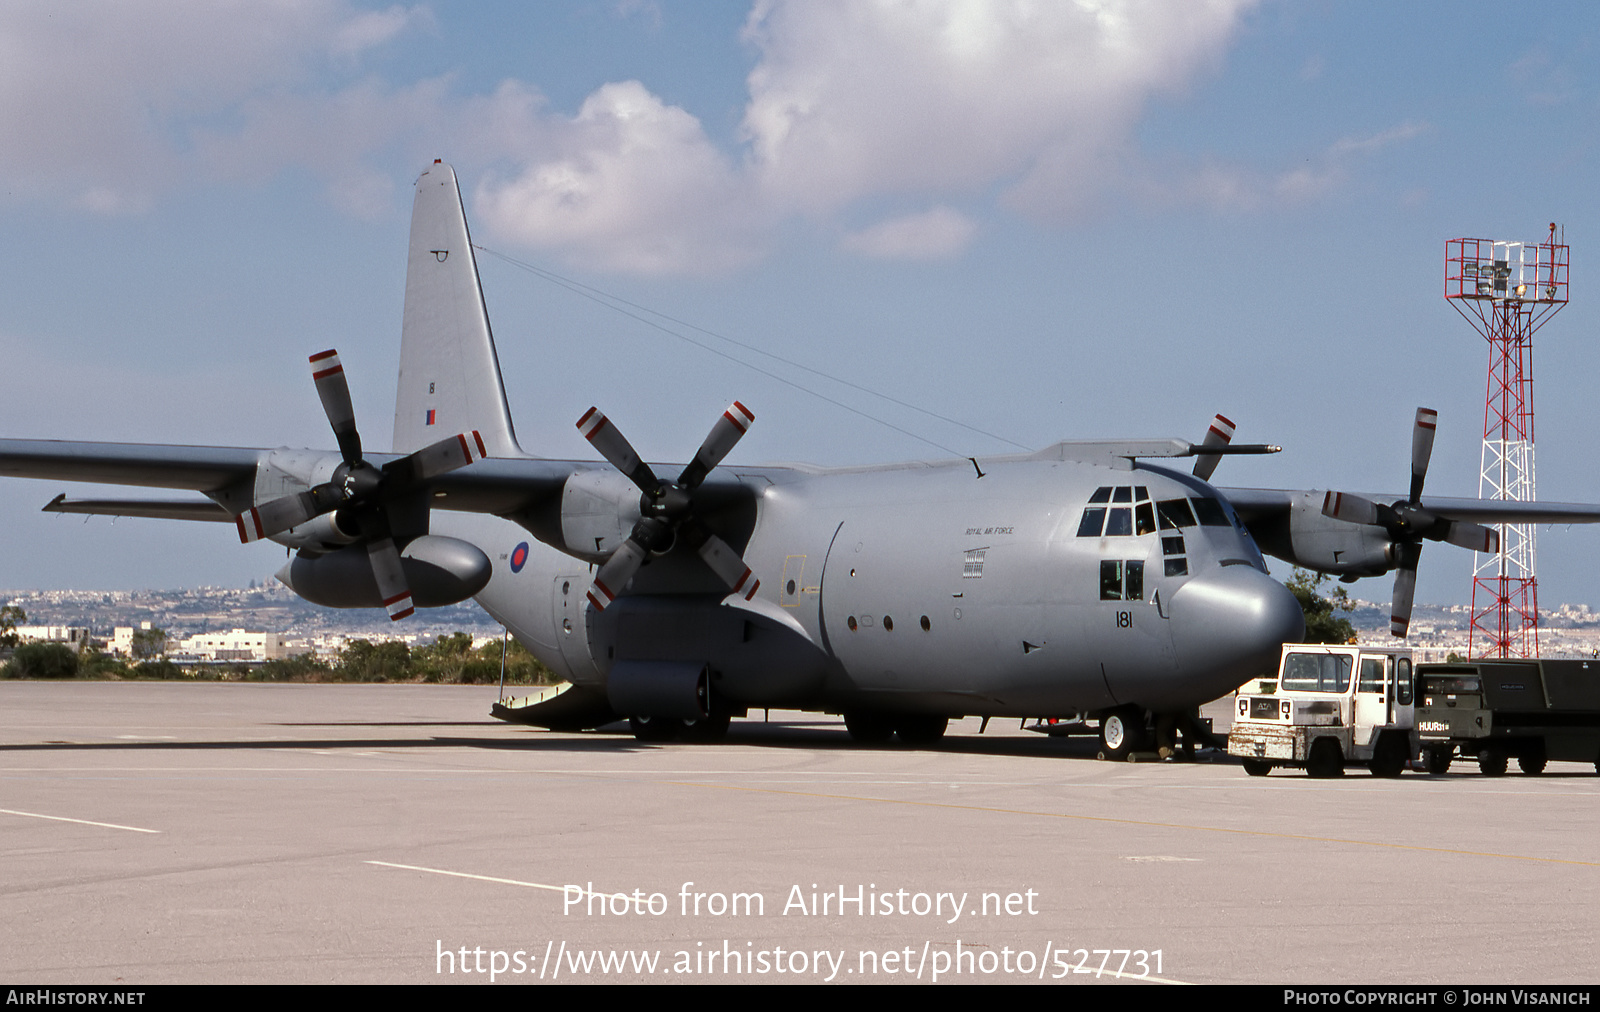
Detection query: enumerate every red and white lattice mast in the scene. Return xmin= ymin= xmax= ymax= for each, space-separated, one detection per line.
xmin=1444 ymin=226 xmax=1569 ymax=658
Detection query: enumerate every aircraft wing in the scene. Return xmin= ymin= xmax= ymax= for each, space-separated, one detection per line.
xmin=1221 ymin=486 xmax=1600 ymax=526
xmin=0 ymin=437 xmax=758 ymax=526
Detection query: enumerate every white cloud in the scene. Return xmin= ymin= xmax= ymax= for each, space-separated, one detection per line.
xmin=474 ymin=82 xmax=765 ymax=275
xmin=840 ymin=206 xmax=977 ymax=260
xmin=0 ymin=1 xmax=1287 ymax=274
xmin=0 ymin=1 xmax=429 ymax=214
xmin=1160 ymin=121 xmax=1431 ymax=212
xmin=741 ymin=0 xmax=1255 ymax=219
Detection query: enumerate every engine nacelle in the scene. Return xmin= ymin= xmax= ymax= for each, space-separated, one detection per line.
xmin=1253 ymin=491 xmax=1394 ymax=577
xmin=559 ymin=467 xmax=642 ymax=562
xmin=267 ymin=511 xmax=363 ymax=552
xmin=276 ymin=535 xmax=492 ymax=609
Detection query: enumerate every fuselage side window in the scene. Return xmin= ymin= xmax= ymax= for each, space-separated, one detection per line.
xmin=1100 ymin=560 xmax=1123 ymax=600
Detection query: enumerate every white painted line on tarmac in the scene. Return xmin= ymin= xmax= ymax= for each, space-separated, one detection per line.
xmin=0 ymin=807 xmax=160 ymax=833
xmin=366 ymin=860 xmax=647 ymax=908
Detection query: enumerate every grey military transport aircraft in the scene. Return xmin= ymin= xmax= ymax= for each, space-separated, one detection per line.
xmin=5 ymin=161 xmax=1600 ymax=758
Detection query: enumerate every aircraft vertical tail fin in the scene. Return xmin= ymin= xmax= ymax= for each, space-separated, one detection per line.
xmin=393 ymin=161 xmax=524 ymax=457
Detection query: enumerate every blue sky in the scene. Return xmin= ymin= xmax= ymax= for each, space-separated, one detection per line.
xmin=2 ymin=0 xmax=1598 ymax=612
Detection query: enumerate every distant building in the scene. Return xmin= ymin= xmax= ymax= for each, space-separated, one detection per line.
xmin=15 ymin=626 xmax=91 ymax=652
xmin=172 ymin=629 xmax=298 ymax=664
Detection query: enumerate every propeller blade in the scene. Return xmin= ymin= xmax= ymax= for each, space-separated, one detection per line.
xmin=310 ymin=350 xmax=363 ymax=466
xmin=1321 ymin=490 xmax=1381 ymax=527
xmin=235 ymin=483 xmax=343 ymax=543
xmin=696 ymin=531 xmax=759 ymax=600
xmin=1191 ymin=413 xmax=1235 ymax=482
xmin=367 ymin=536 xmax=415 ymax=621
xmin=678 ymin=401 xmax=755 ymax=490
xmin=1389 ymin=542 xmax=1422 ymax=637
xmin=587 ymin=538 xmax=648 ymax=611
xmin=1409 ymin=407 xmax=1437 ymax=503
xmin=383 ymin=430 xmax=488 ymax=485
xmin=577 ymin=407 xmax=660 ymax=494
xmin=1440 ymin=520 xmax=1499 ymax=554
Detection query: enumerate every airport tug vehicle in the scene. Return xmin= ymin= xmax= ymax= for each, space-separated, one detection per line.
xmin=1414 ymin=659 xmax=1600 ymax=776
xmin=1227 ymin=644 xmax=1417 ymax=777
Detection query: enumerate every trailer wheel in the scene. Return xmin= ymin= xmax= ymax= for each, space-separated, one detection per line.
xmin=1517 ymin=752 xmax=1547 ymax=776
xmin=1241 ymin=759 xmax=1273 ymax=777
xmin=1306 ymin=738 xmax=1344 ymax=778
xmin=1477 ymin=747 xmax=1508 ymax=777
xmin=1424 ymin=747 xmax=1452 ymax=775
xmin=1369 ymin=734 xmax=1407 ymax=778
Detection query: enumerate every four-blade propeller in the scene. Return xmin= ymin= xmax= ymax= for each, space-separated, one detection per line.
xmin=577 ymin=402 xmax=758 ymax=611
xmin=234 ymin=349 xmax=487 ymax=620
xmin=1320 ymin=408 xmax=1499 ymax=637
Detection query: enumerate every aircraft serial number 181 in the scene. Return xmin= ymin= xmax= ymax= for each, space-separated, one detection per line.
xmin=1116 ymin=610 xmax=1134 ymax=628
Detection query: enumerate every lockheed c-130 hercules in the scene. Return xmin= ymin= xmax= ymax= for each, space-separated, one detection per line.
xmin=5 ymin=161 xmax=1599 ymax=758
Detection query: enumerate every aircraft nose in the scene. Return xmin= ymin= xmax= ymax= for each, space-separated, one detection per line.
xmin=1169 ymin=566 xmax=1304 ymax=703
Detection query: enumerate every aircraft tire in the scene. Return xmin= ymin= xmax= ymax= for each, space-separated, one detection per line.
xmin=629 ymin=715 xmax=681 ymax=742
xmin=895 ymin=715 xmax=949 ymax=746
xmin=680 ymin=713 xmax=732 ymax=743
xmin=1098 ymin=707 xmax=1147 ymax=762
xmin=1306 ymin=738 xmax=1344 ymax=778
xmin=1477 ymin=746 xmax=1507 ymax=777
xmin=1241 ymin=759 xmax=1273 ymax=777
xmin=844 ymin=712 xmax=896 ymax=744
xmin=1424 ymin=746 xmax=1452 ymax=775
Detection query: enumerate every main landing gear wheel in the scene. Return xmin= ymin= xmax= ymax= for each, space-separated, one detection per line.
xmin=1306 ymin=738 xmax=1344 ymax=778
xmin=895 ymin=715 xmax=949 ymax=746
xmin=629 ymin=715 xmax=680 ymax=742
xmin=1241 ymin=759 xmax=1273 ymax=777
xmin=680 ymin=713 xmax=732 ymax=743
xmin=844 ymin=711 xmax=896 ymax=745
xmin=1098 ymin=708 xmax=1148 ymax=762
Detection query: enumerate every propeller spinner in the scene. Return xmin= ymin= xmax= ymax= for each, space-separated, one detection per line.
xmin=578 ymin=402 xmax=759 ymax=611
xmin=235 ymin=349 xmax=488 ymax=620
xmin=1321 ymin=408 xmax=1499 ymax=637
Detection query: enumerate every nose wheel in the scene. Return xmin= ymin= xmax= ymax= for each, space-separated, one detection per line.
xmin=1098 ymin=707 xmax=1151 ymax=762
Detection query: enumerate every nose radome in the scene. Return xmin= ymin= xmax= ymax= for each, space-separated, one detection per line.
xmin=1169 ymin=566 xmax=1305 ymax=703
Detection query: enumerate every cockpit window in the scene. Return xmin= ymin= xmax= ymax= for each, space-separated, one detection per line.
xmin=1135 ymin=502 xmax=1155 ymax=536
xmin=1157 ymin=499 xmax=1197 ymax=529
xmin=1078 ymin=486 xmax=1156 ymax=538
xmin=1105 ymin=507 xmax=1133 ymax=536
xmin=1191 ymin=497 xmax=1231 ymax=527
xmin=1076 ymin=508 xmax=1106 ymax=537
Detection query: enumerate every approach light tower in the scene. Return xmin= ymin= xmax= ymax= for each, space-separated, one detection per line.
xmin=1444 ymin=226 xmax=1569 ymax=658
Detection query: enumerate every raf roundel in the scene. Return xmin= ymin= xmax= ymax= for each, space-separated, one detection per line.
xmin=509 ymin=542 xmax=529 ymax=573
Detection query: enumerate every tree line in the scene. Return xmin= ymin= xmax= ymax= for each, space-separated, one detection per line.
xmin=0 ymin=623 xmax=558 ymax=685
